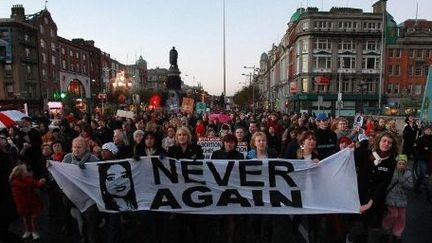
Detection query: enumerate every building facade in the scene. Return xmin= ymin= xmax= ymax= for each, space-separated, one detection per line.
xmin=0 ymin=5 xmax=41 ymax=112
xmin=147 ymin=67 xmax=168 ymax=91
xmin=258 ymin=0 xmax=397 ymax=116
xmin=27 ymin=8 xmax=59 ymax=106
xmin=385 ymin=19 xmax=432 ymax=115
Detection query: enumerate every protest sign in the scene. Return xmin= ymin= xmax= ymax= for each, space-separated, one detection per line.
xmin=48 ymin=149 xmax=360 ymax=215
xmin=197 ymin=137 xmax=222 ymax=159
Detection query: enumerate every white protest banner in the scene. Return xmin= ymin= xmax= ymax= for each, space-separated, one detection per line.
xmin=48 ymin=149 xmax=360 ymax=214
xmin=197 ymin=137 xmax=222 ymax=159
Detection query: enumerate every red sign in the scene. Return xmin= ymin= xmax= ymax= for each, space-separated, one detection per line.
xmin=289 ymin=82 xmax=298 ymax=93
xmin=314 ymin=76 xmax=330 ymax=85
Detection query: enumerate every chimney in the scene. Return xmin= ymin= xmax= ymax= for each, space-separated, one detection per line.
xmin=372 ymin=0 xmax=387 ymax=14
xmin=11 ymin=4 xmax=25 ymax=22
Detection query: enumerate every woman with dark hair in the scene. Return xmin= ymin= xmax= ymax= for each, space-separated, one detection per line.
xmin=211 ymin=133 xmax=244 ymax=160
xmin=98 ymin=162 xmax=137 ymax=211
xmin=355 ymin=131 xmax=399 ymax=242
xmin=402 ymin=114 xmax=418 ymax=159
xmin=211 ymin=134 xmax=244 ymax=243
xmin=138 ymin=131 xmax=166 ymax=157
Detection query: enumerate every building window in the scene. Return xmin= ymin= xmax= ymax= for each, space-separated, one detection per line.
xmin=406 ymin=84 xmax=412 ymax=94
xmin=301 ymin=40 xmax=309 ymax=54
xmin=25 ymin=48 xmax=30 ymax=57
xmin=40 ymin=39 xmax=45 ymax=48
xmin=408 ymin=64 xmax=414 ymax=76
xmin=313 ymin=39 xmax=329 ymax=50
xmin=338 ymin=40 xmax=356 ymax=51
xmin=62 ymin=60 xmax=66 ymax=69
xmin=53 ymin=70 xmax=57 ymax=82
xmin=41 ymin=53 xmax=47 ymax=64
xmin=365 ymin=41 xmax=378 ymax=51
xmin=387 ymin=84 xmax=393 ymax=94
xmin=39 ymin=24 xmax=44 ymax=34
xmin=416 ymin=50 xmax=423 ymax=58
xmin=389 ymin=48 xmax=401 ymax=58
xmin=42 ymin=69 xmax=47 ymax=80
xmin=83 ymin=65 xmax=87 ymax=73
xmin=6 ymin=84 xmax=13 ymax=97
xmin=24 ymin=34 xmax=29 ymax=41
xmin=51 ymin=55 xmax=56 ymax=65
xmin=338 ymin=21 xmax=353 ymax=29
xmin=339 ymin=56 xmax=356 ymax=69
xmin=389 ymin=64 xmax=400 ymax=76
xmin=61 ymin=48 xmax=65 ymax=55
xmin=5 ymin=64 xmax=12 ymax=72
xmin=362 ymin=56 xmax=380 ymax=69
xmin=70 ymin=63 xmax=74 ymax=71
xmin=302 ymin=78 xmax=309 ymax=92
xmin=70 ymin=50 xmax=73 ymax=57
xmin=316 ymin=21 xmax=330 ymax=29
xmin=26 ymin=65 xmax=31 ymax=75
xmin=394 ymin=84 xmax=400 ymax=94
xmin=50 ymin=29 xmax=55 ymax=38
xmin=409 ymin=49 xmax=415 ymax=58
xmin=76 ymin=53 xmax=79 ymax=59
xmin=51 ymin=43 xmax=56 ymax=51
xmin=302 ymin=22 xmax=309 ymax=30
xmin=342 ymin=78 xmax=351 ymax=92
xmin=313 ymin=55 xmax=331 ymax=70
xmin=414 ymin=84 xmax=422 ymax=95
xmin=83 ymin=54 xmax=86 ymax=61
xmin=415 ymin=63 xmax=423 ymax=76
xmin=76 ymin=64 xmax=80 ymax=72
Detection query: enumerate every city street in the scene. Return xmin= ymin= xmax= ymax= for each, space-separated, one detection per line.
xmin=7 ymin=185 xmax=432 ymax=243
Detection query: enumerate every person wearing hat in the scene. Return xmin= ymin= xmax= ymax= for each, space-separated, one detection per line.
xmin=382 ymin=154 xmax=413 ymax=243
xmin=101 ymin=142 xmax=119 ymax=160
xmin=413 ymin=125 xmax=432 ymax=193
xmin=314 ymin=113 xmax=337 ymax=160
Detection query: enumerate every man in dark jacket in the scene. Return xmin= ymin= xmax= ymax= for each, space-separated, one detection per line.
xmin=414 ymin=126 xmax=432 ymax=193
xmin=314 ymin=113 xmax=337 ymax=160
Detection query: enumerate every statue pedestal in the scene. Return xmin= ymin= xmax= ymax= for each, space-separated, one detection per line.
xmin=164 ymin=65 xmax=183 ymax=112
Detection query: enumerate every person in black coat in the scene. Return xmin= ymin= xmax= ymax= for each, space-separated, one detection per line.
xmin=166 ymin=126 xmax=204 ymax=242
xmin=356 ymin=131 xmax=398 ymax=242
xmin=211 ymin=133 xmax=244 ymax=160
xmin=135 ymin=131 xmax=166 ymax=157
xmin=402 ymin=114 xmax=418 ymax=159
xmin=0 ymin=143 xmax=21 ymax=243
xmin=210 ymin=133 xmax=244 ymax=243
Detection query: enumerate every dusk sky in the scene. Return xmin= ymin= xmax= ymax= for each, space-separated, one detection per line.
xmin=1 ymin=0 xmax=431 ymax=95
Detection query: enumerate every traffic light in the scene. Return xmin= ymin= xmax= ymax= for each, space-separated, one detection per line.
xmin=53 ymin=91 xmax=67 ymax=101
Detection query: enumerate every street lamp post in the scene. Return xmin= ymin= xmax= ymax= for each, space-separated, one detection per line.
xmin=243 ymin=65 xmax=259 ymax=114
xmin=241 ymin=73 xmax=254 ymax=113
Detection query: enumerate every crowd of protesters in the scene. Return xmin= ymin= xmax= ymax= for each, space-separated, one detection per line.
xmin=0 ymin=109 xmax=431 ymax=243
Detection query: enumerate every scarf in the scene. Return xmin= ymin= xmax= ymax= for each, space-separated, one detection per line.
xmin=372 ymin=151 xmax=389 ymax=166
